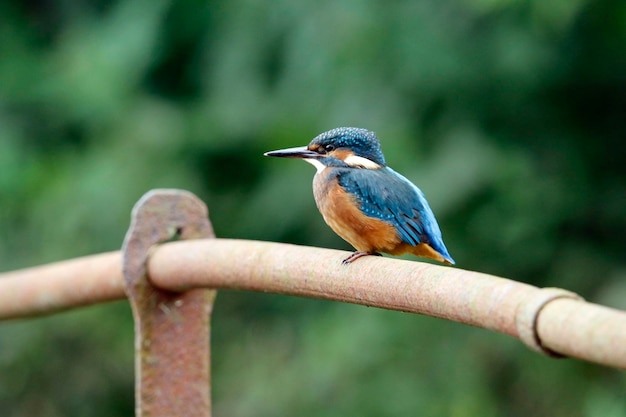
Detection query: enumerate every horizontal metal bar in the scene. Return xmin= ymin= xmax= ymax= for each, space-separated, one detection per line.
xmin=0 ymin=252 xmax=123 ymax=318
xmin=148 ymin=240 xmax=534 ymax=336
xmin=1 ymin=239 xmax=625 ymax=369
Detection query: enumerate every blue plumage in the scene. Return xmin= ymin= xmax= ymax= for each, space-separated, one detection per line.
xmin=336 ymin=167 xmax=454 ymax=263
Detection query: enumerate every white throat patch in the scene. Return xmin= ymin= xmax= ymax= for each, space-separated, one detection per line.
xmin=304 ymin=158 xmax=326 ymax=173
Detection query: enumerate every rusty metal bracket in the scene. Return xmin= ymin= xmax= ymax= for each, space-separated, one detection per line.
xmin=122 ymin=189 xmax=216 ymax=417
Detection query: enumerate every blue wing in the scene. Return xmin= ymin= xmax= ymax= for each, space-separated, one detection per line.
xmin=336 ymin=167 xmax=454 ymax=263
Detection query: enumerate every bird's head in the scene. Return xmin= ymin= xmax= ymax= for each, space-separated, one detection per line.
xmin=264 ymin=127 xmax=386 ymax=172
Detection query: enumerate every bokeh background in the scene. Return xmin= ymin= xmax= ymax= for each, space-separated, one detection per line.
xmin=1 ymin=0 xmax=626 ymax=416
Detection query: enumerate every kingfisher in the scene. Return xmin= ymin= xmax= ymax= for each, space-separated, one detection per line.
xmin=264 ymin=127 xmax=455 ymax=265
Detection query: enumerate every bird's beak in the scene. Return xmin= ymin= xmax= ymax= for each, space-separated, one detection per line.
xmin=264 ymin=146 xmax=321 ymax=159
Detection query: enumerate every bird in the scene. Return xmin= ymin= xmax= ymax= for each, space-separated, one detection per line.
xmin=264 ymin=127 xmax=455 ymax=265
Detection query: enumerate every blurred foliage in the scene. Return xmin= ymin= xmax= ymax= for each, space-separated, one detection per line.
xmin=1 ymin=0 xmax=625 ymax=416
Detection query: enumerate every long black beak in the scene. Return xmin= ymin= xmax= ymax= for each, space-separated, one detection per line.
xmin=264 ymin=146 xmax=321 ymax=159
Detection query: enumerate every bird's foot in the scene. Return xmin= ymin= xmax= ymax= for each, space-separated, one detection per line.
xmin=342 ymin=251 xmax=382 ymax=265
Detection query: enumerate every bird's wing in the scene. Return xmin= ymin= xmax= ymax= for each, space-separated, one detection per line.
xmin=336 ymin=167 xmax=446 ymax=251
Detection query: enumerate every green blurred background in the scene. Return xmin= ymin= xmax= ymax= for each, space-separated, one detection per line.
xmin=1 ymin=0 xmax=625 ymax=415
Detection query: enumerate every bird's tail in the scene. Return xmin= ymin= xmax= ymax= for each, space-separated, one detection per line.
xmin=401 ymin=242 xmax=455 ymax=265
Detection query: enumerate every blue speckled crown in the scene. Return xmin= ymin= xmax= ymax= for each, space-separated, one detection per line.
xmin=310 ymin=127 xmax=386 ymax=166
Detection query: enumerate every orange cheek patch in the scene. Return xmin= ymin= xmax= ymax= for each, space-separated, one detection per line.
xmin=329 ymin=149 xmax=353 ymax=161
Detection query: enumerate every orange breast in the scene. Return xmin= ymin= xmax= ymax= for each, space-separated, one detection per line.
xmin=313 ymin=174 xmax=401 ymax=253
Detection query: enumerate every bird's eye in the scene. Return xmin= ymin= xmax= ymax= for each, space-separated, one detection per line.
xmin=323 ymin=144 xmax=335 ymax=153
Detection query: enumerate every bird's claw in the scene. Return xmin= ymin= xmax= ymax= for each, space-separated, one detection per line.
xmin=342 ymin=251 xmax=382 ymax=265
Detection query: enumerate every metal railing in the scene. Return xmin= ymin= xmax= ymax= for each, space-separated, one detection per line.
xmin=1 ymin=189 xmax=625 ymax=416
